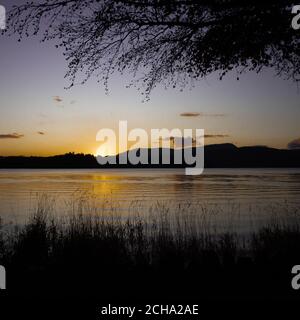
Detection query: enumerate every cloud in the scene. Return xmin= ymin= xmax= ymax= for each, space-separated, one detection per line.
xmin=180 ymin=112 xmax=226 ymax=118
xmin=0 ymin=133 xmax=24 ymax=139
xmin=37 ymin=131 xmax=45 ymax=135
xmin=53 ymin=96 xmax=63 ymax=103
xmin=204 ymin=134 xmax=229 ymax=138
xmin=288 ymin=138 xmax=300 ymax=150
xmin=180 ymin=112 xmax=201 ymax=117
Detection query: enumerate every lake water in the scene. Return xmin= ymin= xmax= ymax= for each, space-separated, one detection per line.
xmin=0 ymin=168 xmax=300 ymax=233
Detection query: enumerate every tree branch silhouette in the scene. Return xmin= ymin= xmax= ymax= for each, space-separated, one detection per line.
xmin=5 ymin=0 xmax=300 ymax=99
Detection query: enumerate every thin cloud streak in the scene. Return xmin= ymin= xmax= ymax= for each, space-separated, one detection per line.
xmin=180 ymin=112 xmax=226 ymax=117
xmin=204 ymin=134 xmax=229 ymax=138
xmin=180 ymin=112 xmax=201 ymax=117
xmin=53 ymin=96 xmax=63 ymax=103
xmin=0 ymin=133 xmax=24 ymax=139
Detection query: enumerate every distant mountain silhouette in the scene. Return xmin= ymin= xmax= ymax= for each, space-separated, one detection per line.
xmin=204 ymin=144 xmax=300 ymax=168
xmin=0 ymin=144 xmax=299 ymax=168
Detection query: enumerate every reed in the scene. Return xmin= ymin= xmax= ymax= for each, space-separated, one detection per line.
xmin=0 ymin=195 xmax=299 ymax=298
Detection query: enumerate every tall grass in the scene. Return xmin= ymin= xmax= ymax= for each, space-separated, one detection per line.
xmin=0 ymin=195 xmax=299 ymax=298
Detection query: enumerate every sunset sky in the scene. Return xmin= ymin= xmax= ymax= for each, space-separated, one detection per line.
xmin=0 ymin=0 xmax=300 ymax=156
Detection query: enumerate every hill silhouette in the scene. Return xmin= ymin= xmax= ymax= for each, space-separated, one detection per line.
xmin=0 ymin=144 xmax=299 ymax=168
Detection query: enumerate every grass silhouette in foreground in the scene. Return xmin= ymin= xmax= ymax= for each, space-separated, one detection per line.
xmin=0 ymin=201 xmax=300 ymax=299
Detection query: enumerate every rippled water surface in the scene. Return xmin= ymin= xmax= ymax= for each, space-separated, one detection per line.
xmin=0 ymin=168 xmax=299 ymax=231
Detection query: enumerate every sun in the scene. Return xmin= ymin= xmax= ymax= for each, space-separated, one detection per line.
xmin=95 ymin=144 xmax=117 ymax=157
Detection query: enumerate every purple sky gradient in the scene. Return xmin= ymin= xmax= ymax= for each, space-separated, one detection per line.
xmin=0 ymin=0 xmax=300 ymax=155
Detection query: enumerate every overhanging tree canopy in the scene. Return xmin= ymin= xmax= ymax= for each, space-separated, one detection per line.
xmin=5 ymin=0 xmax=300 ymax=98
